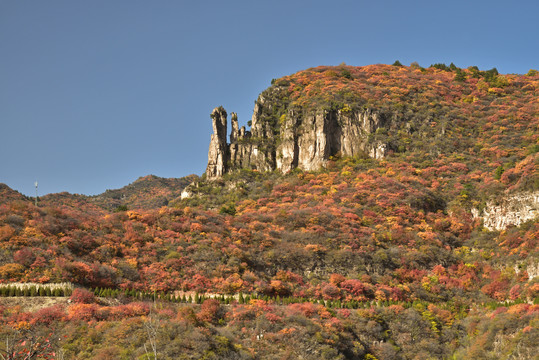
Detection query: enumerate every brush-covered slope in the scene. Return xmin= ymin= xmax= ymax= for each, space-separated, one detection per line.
xmin=0 ymin=64 xmax=537 ymax=359
xmin=0 ymin=183 xmax=29 ymax=205
xmin=206 ymin=64 xmax=539 ymax=194
xmin=88 ymin=174 xmax=199 ymax=210
xmin=3 ymin=174 xmax=199 ymax=213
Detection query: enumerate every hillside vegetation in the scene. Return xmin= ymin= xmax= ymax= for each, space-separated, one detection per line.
xmin=0 ymin=63 xmax=537 ymax=359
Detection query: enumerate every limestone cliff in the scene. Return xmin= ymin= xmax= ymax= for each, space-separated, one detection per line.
xmin=205 ymin=107 xmax=228 ymax=179
xmin=472 ymin=191 xmax=539 ymax=231
xmin=206 ymin=90 xmax=393 ymax=179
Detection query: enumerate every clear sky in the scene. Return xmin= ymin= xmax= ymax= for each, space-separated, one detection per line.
xmin=1 ymin=0 xmax=538 ymax=196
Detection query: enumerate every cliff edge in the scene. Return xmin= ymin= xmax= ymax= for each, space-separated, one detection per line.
xmin=206 ymin=78 xmax=392 ymax=180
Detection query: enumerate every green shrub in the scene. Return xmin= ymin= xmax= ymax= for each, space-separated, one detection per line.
xmin=219 ymin=203 xmax=236 ymax=216
xmin=431 ymin=63 xmax=450 ymax=71
xmin=454 ymin=69 xmax=467 ymax=82
xmin=494 ymin=166 xmax=504 ymax=180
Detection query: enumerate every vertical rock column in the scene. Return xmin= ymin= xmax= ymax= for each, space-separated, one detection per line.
xmin=228 ymin=112 xmax=240 ymax=168
xmin=206 ymin=107 xmax=228 ymax=179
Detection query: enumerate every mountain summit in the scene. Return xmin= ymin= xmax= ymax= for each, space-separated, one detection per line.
xmin=206 ymin=64 xmax=538 ymax=180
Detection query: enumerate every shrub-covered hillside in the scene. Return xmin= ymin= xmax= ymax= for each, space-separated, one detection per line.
xmin=0 ymin=64 xmax=537 ymax=359
xmin=247 ymin=63 xmax=539 ymax=196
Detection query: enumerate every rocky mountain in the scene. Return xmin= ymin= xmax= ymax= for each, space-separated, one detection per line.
xmin=0 ymin=63 xmax=537 ymax=359
xmin=204 ymin=64 xmax=539 ymax=232
xmin=206 ymin=64 xmax=538 ymax=184
xmin=206 ymin=103 xmax=389 ymax=180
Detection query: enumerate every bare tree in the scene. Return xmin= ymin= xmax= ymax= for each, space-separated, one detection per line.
xmin=0 ymin=327 xmax=57 ymax=360
xmin=143 ymin=308 xmax=160 ymax=360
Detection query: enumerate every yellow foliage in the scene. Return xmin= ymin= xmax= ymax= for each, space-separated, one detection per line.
xmin=0 ymin=225 xmax=14 ymax=241
xmin=127 ymin=211 xmax=141 ymax=220
xmin=340 ymin=104 xmax=352 ymax=113
xmin=0 ymin=263 xmax=25 ymax=279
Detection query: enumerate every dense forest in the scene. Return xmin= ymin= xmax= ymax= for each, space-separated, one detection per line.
xmin=0 ymin=63 xmax=538 ymax=359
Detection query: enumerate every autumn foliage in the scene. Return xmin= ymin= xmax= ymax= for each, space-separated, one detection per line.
xmin=0 ymin=63 xmax=537 ymax=359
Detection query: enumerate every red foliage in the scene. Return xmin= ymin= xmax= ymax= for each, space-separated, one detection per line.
xmin=321 ymin=283 xmax=341 ymax=300
xmin=70 ymin=288 xmax=96 ymax=304
xmin=329 ymin=274 xmax=346 ymax=286
xmin=197 ymin=299 xmax=221 ymax=323
xmin=31 ymin=305 xmax=65 ymax=325
xmin=340 ymin=279 xmax=368 ymax=297
xmin=287 ymin=302 xmax=320 ymax=317
xmin=67 ymin=303 xmax=99 ymax=321
xmin=13 ymin=247 xmax=36 ymax=267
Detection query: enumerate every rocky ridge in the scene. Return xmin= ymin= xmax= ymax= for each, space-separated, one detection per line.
xmin=206 ymin=92 xmax=392 ymax=179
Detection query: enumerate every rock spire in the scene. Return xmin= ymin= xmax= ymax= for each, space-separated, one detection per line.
xmin=206 ymin=95 xmax=392 ymax=180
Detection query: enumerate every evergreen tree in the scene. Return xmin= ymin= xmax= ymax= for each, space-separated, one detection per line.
xmin=454 ymin=69 xmax=467 ymax=82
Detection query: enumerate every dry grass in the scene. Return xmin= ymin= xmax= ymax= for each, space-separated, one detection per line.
xmin=0 ymin=296 xmax=69 ymax=313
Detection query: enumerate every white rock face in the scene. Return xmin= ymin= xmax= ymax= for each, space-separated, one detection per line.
xmin=526 ymin=262 xmax=539 ymax=279
xmin=474 ymin=191 xmax=539 ymax=231
xmin=515 ymin=262 xmax=539 ymax=280
xmin=180 ymin=188 xmax=192 ymax=199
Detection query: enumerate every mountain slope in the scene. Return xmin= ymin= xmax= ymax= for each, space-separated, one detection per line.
xmin=206 ymin=64 xmax=539 ymax=199
xmin=0 ymin=63 xmax=537 ymax=359
xmin=89 ymin=174 xmax=199 ymax=210
xmin=0 ymin=183 xmax=29 ymax=205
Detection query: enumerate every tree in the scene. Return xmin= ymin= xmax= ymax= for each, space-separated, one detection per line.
xmin=70 ymin=288 xmax=95 ymax=304
xmin=143 ymin=312 xmax=160 ymax=360
xmin=0 ymin=325 xmax=59 ymax=360
xmin=454 ymin=69 xmax=466 ymax=82
xmin=494 ymin=166 xmax=504 ymax=180
xmin=219 ymin=203 xmax=236 ymax=216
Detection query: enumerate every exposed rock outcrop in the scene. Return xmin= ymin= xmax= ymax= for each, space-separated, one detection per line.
xmin=472 ymin=191 xmax=539 ymax=231
xmin=206 ymin=107 xmax=229 ymax=179
xmin=206 ymin=93 xmax=393 ymax=179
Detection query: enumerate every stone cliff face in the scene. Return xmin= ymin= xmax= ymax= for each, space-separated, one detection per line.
xmin=206 ymin=91 xmax=393 ymax=180
xmin=472 ymin=191 xmax=539 ymax=231
xmin=205 ymin=107 xmax=229 ymax=179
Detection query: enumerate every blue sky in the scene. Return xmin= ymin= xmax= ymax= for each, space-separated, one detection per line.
xmin=1 ymin=0 xmax=538 ymax=196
